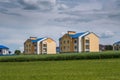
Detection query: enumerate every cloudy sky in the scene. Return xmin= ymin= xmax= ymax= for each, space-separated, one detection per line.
xmin=0 ymin=0 xmax=120 ymax=52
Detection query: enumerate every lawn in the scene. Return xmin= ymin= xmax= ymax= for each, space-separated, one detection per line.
xmin=0 ymin=59 xmax=120 ymax=80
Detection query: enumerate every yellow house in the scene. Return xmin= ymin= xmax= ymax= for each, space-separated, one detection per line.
xmin=24 ymin=37 xmax=56 ymax=54
xmin=59 ymin=31 xmax=99 ymax=53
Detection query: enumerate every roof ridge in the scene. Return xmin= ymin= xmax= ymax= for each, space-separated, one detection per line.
xmin=32 ymin=37 xmax=47 ymax=42
xmin=0 ymin=45 xmax=9 ymax=49
xmin=69 ymin=31 xmax=90 ymax=38
xmin=114 ymin=41 xmax=120 ymax=44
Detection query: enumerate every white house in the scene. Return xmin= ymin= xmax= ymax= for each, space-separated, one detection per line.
xmin=113 ymin=41 xmax=120 ymax=51
xmin=0 ymin=45 xmax=9 ymax=55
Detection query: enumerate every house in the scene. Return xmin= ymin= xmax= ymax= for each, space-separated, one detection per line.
xmin=59 ymin=31 xmax=99 ymax=53
xmin=24 ymin=37 xmax=56 ymax=54
xmin=0 ymin=45 xmax=9 ymax=55
xmin=113 ymin=41 xmax=120 ymax=51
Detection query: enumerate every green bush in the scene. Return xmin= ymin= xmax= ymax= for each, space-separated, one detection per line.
xmin=0 ymin=51 xmax=120 ymax=62
xmin=14 ymin=50 xmax=21 ymax=55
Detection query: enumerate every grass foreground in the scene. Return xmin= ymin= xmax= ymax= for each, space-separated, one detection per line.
xmin=0 ymin=59 xmax=120 ymax=80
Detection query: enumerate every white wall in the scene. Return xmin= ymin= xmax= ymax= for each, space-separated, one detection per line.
xmin=1 ymin=49 xmax=9 ymax=55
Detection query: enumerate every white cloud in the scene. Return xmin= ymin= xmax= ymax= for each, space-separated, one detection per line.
xmin=100 ymin=31 xmax=115 ymax=38
xmin=17 ymin=0 xmax=56 ymax=11
xmin=57 ymin=4 xmax=69 ymax=10
xmin=72 ymin=2 xmax=102 ymax=11
xmin=0 ymin=0 xmax=120 ymax=51
xmin=0 ymin=0 xmax=10 ymax=2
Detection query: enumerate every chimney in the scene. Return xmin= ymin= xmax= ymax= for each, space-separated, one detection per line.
xmin=30 ymin=37 xmax=37 ymax=40
xmin=67 ymin=31 xmax=76 ymax=35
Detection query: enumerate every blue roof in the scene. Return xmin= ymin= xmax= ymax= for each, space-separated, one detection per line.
xmin=32 ymin=38 xmax=44 ymax=42
xmin=69 ymin=32 xmax=87 ymax=38
xmin=0 ymin=45 xmax=9 ymax=49
xmin=59 ymin=31 xmax=90 ymax=40
xmin=114 ymin=41 xmax=120 ymax=44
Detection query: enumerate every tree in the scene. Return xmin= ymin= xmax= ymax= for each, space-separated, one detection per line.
xmin=105 ymin=45 xmax=113 ymax=50
xmin=14 ymin=50 xmax=21 ymax=55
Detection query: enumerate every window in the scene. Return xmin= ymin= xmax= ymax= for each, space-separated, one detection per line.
xmin=74 ymin=40 xmax=77 ymax=43
xmin=64 ymin=41 xmax=66 ymax=44
xmin=0 ymin=49 xmax=2 ymax=53
xmin=85 ymin=45 xmax=90 ymax=52
xmin=34 ymin=43 xmax=37 ymax=46
xmin=43 ymin=44 xmax=47 ymax=47
xmin=86 ymin=45 xmax=89 ymax=49
xmin=43 ymin=48 xmax=47 ymax=52
xmin=67 ymin=40 xmax=69 ymax=44
xmin=86 ymin=40 xmax=89 ymax=43
xmin=85 ymin=40 xmax=90 ymax=45
xmin=74 ymin=46 xmax=77 ymax=50
xmin=35 ymin=49 xmax=37 ymax=52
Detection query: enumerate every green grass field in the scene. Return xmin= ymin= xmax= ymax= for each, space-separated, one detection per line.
xmin=0 ymin=59 xmax=120 ymax=80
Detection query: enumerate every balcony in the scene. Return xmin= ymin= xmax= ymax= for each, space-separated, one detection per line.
xmin=85 ymin=43 xmax=89 ymax=45
xmin=85 ymin=49 xmax=90 ymax=52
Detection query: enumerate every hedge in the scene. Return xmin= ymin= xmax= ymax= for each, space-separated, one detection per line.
xmin=0 ymin=51 xmax=120 ymax=62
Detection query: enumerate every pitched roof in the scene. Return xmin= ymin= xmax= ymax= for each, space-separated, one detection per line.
xmin=0 ymin=45 xmax=9 ymax=49
xmin=32 ymin=38 xmax=45 ymax=42
xmin=114 ymin=41 xmax=120 ymax=45
xmin=59 ymin=31 xmax=91 ymax=40
xmin=69 ymin=31 xmax=90 ymax=38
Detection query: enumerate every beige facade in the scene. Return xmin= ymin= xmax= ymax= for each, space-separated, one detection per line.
xmin=24 ymin=39 xmax=35 ymax=54
xmin=83 ymin=33 xmax=99 ymax=52
xmin=59 ymin=31 xmax=99 ymax=53
xmin=41 ymin=38 xmax=56 ymax=54
xmin=59 ymin=34 xmax=73 ymax=52
xmin=24 ymin=37 xmax=56 ymax=54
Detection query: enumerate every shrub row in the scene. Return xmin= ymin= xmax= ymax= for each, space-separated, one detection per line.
xmin=0 ymin=51 xmax=120 ymax=62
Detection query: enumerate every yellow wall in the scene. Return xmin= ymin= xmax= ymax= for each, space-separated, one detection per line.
xmin=42 ymin=38 xmax=56 ymax=54
xmin=84 ymin=33 xmax=99 ymax=52
xmin=59 ymin=34 xmax=74 ymax=53
xmin=72 ymin=38 xmax=78 ymax=52
xmin=24 ymin=38 xmax=56 ymax=55
xmin=59 ymin=32 xmax=99 ymax=53
xmin=24 ymin=39 xmax=35 ymax=54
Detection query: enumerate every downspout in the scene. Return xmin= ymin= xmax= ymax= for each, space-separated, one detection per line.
xmin=37 ymin=42 xmax=39 ymax=55
xmin=78 ymin=31 xmax=90 ymax=52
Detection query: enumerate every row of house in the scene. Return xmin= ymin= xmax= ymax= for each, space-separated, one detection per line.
xmin=24 ymin=31 xmax=99 ymax=54
xmin=1 ymin=31 xmax=120 ymax=55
